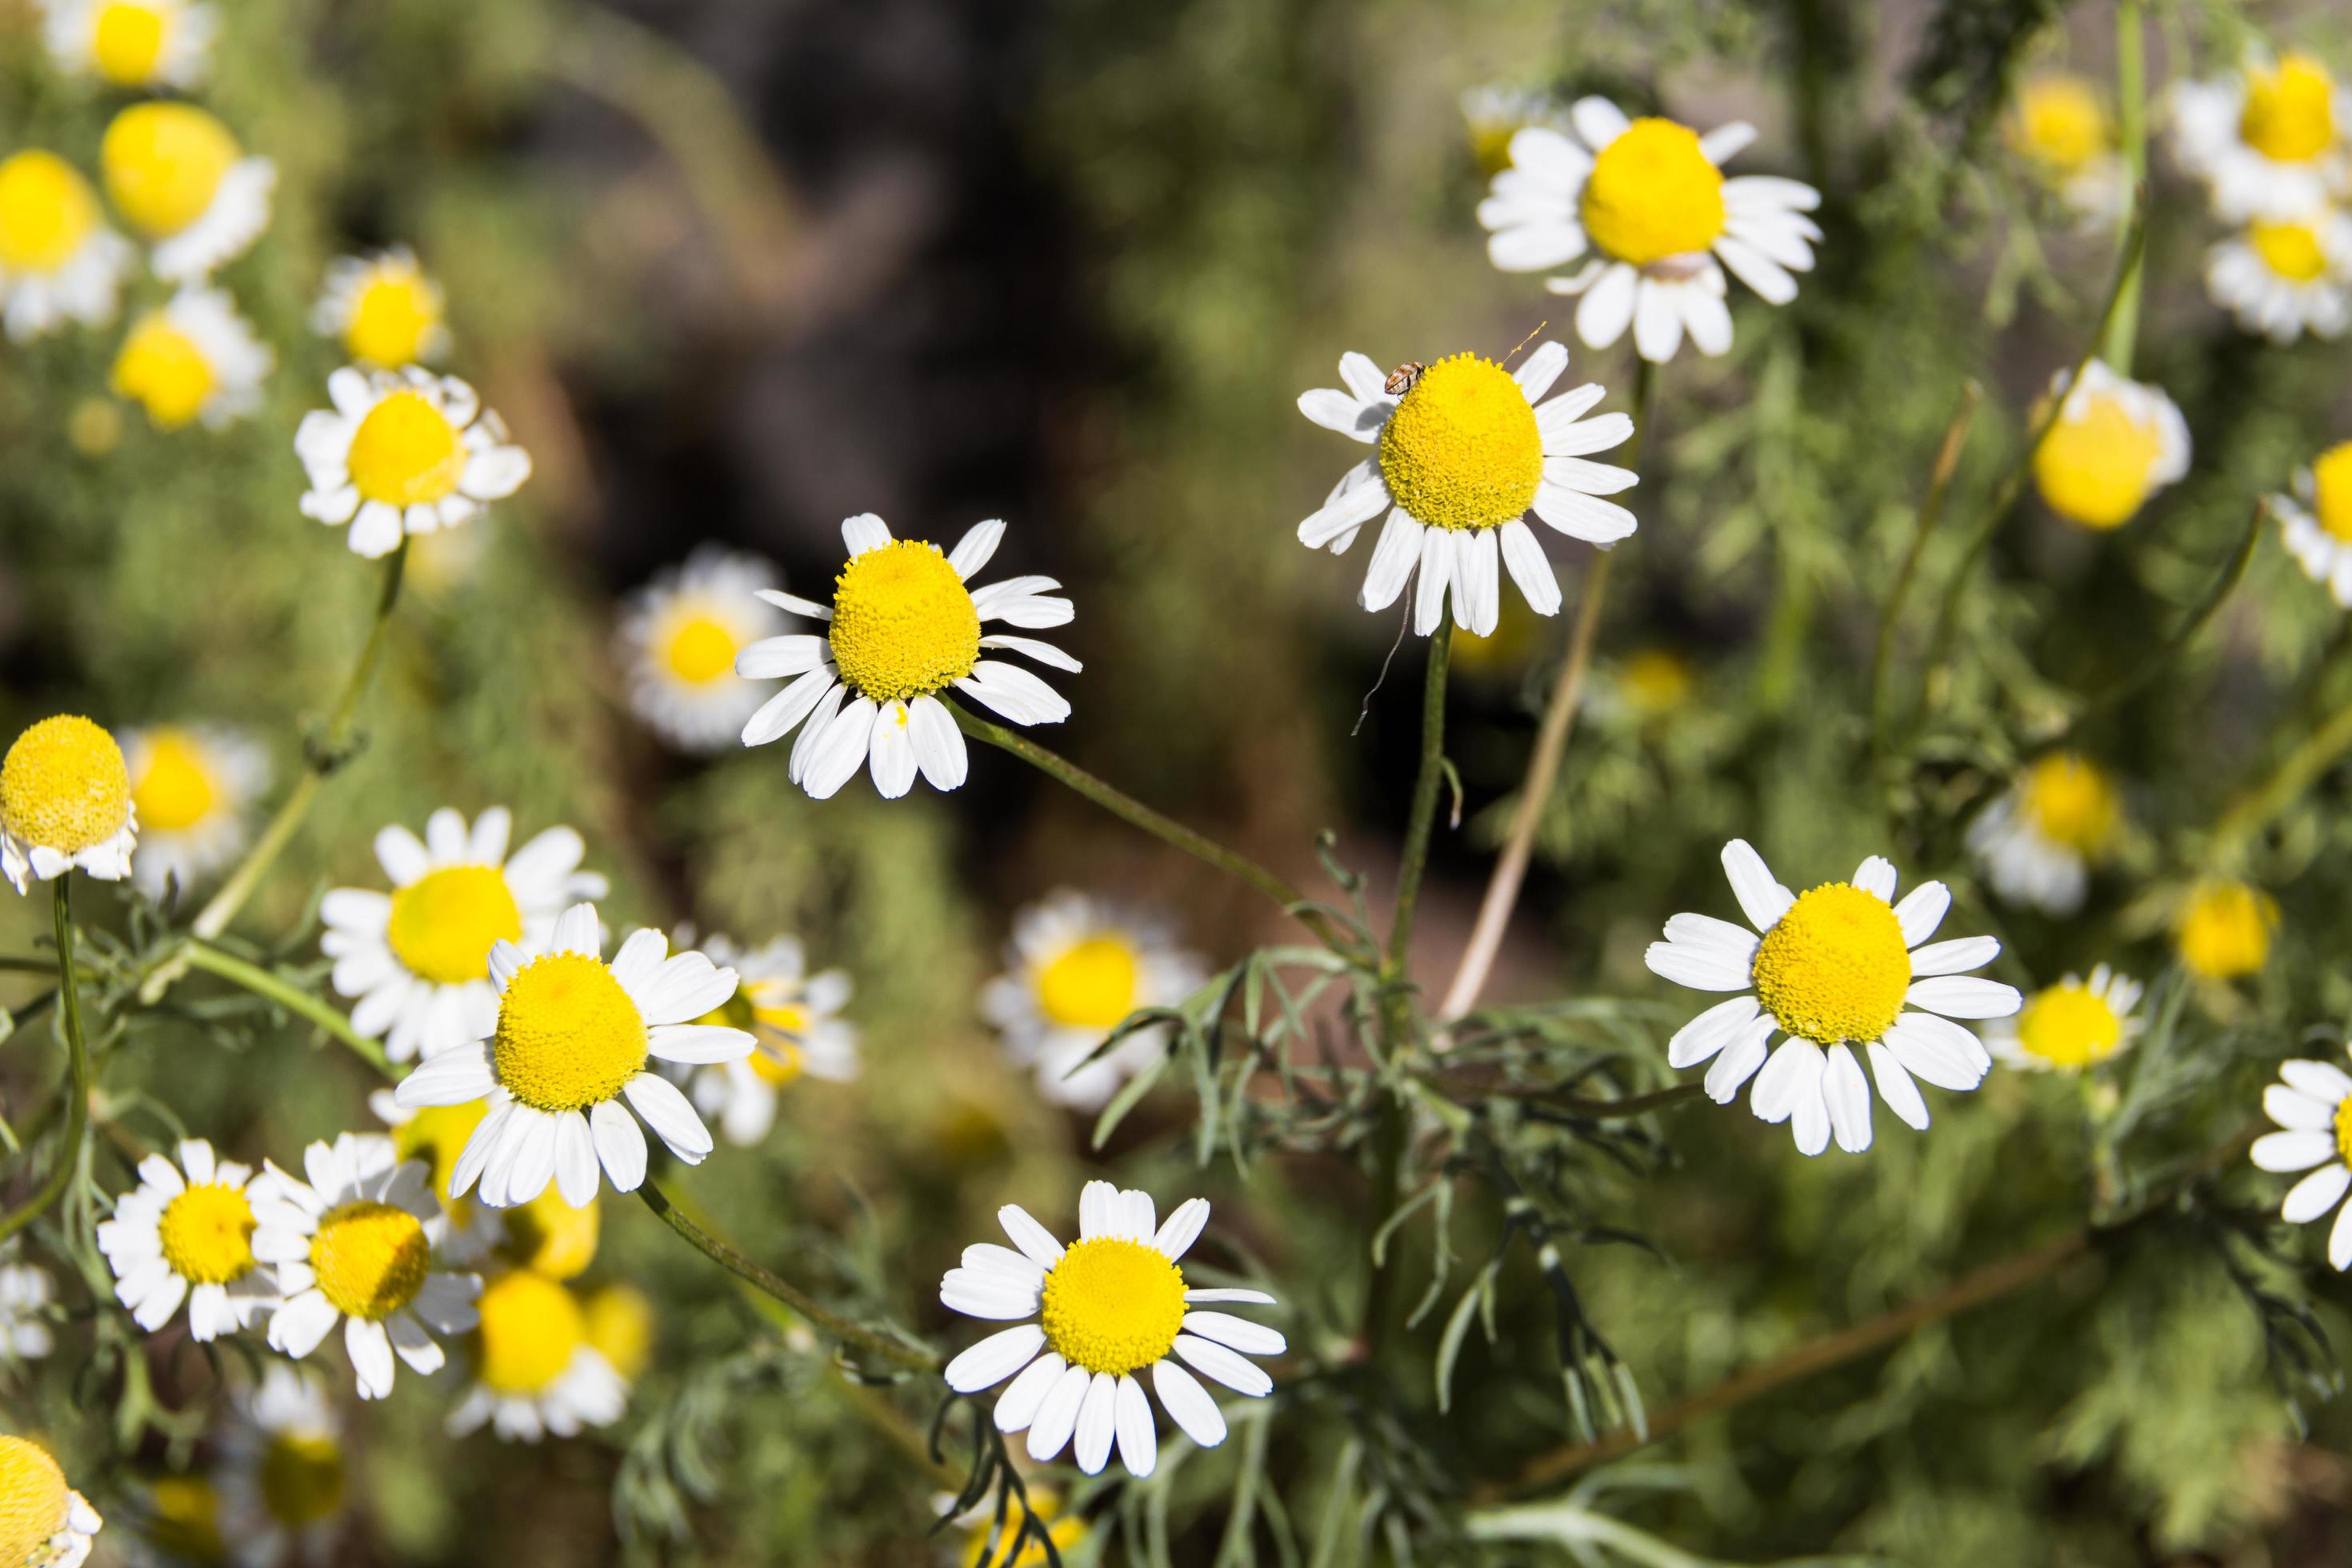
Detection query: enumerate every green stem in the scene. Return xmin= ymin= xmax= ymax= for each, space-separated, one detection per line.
xmin=1386 ymin=612 xmax=1454 ymax=968
xmin=2104 ymin=0 xmax=2148 ymax=374
xmin=1867 ymin=380 xmax=1984 ymax=764
xmin=2208 ymin=680 xmax=2352 ymax=866
xmin=0 ymin=880 xmax=91 ymax=1245
xmin=181 ymin=942 xmax=393 ymax=1076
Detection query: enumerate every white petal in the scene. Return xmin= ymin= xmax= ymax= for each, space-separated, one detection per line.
xmin=1513 ymin=341 xmax=1569 ymax=402
xmin=1298 ymin=387 xmax=1383 ymax=442
xmin=906 ymin=695 xmax=968 ymax=790
xmin=1906 ymin=977 xmax=2022 ymax=1019
xmin=1866 ymin=1041 xmax=1931 ymax=1131
xmin=994 ymin=1350 xmax=1067 ymax=1431
xmin=1722 ymin=840 xmax=1794 ymax=930
xmin=1413 ymin=526 xmax=1454 ymax=635
xmin=1182 ymin=1311 xmax=1286 ymax=1357
xmin=803 ymin=698 xmax=878 ymax=799
xmin=2283 ymin=1163 xmax=2351 ymax=1224
xmin=1893 ymin=882 xmax=1951 ymax=946
xmin=1496 ymin=520 xmax=1561 ymax=616
xmin=742 ymin=667 xmax=837 ymax=748
xmin=394 ymin=1042 xmax=496 ymax=1107
xmin=1025 ymin=1364 xmax=1093 ymax=1462
xmin=1853 ymin=856 xmax=1898 ymax=900
xmin=842 ymin=513 xmax=892 ymax=554
xmin=2331 ymin=1199 xmax=2352 ymax=1270
xmin=1358 ymin=510 xmax=1423 ymax=612
xmin=1667 ymin=994 xmax=1762 ymax=1070
xmin=2281 ymin=1060 xmax=2352 ymax=1106
xmin=868 ymin=703 xmax=918 ymax=798
xmin=346 ymin=1317 xmax=396 ymax=1399
xmin=1822 ymin=1045 xmax=1874 ymax=1154
xmin=946 ymin=1324 xmax=1048 ymax=1393
xmin=948 ymin=518 xmax=1006 ymax=579
xmin=1570 ymin=97 xmax=1631 ymax=150
xmin=1705 ymin=1019 xmax=1776 ymax=1103
xmin=2264 ymin=1086 xmax=2338 ymax=1132
xmin=553 ymin=1112 xmax=599 ymax=1207
xmin=1154 ymin=1198 xmax=1210 ymax=1262
xmin=589 ymin=1100 xmax=647 ymax=1192
xmin=1749 ymin=1038 xmax=1826 ymax=1126
xmin=1700 ymin=121 xmax=1758 ymax=162
xmin=1153 ymin=1359 xmax=1228 ymax=1448
xmin=1074 ymin=1372 xmax=1118 ymax=1474
xmin=1574 ymin=262 xmax=1638 ymax=349
xmin=1114 ymin=1373 xmax=1158 ymax=1478
xmin=552 ymin=903 xmax=601 ymax=956
xmin=1644 ymin=940 xmax=1754 ymax=991
xmin=1909 ymin=937 xmax=1998 ymax=976
xmin=1171 ymin=1333 xmax=1272 ymax=1398
xmin=1078 ymin=1180 xmax=1119 ymax=1239
xmin=622 ymin=1072 xmax=714 ymax=1162
xmin=1633 ymin=280 xmax=1685 ymax=362
xmin=998 ymin=1205 xmax=1065 ymax=1267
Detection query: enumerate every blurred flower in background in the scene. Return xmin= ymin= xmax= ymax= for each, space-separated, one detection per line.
xmin=1987 ymin=966 xmax=2144 ymax=1073
xmin=2030 ymin=360 xmax=2191 ymax=530
xmin=213 ymin=1366 xmax=346 ymax=1563
xmin=2170 ymin=50 xmax=2350 ymax=222
xmin=0 ymin=149 xmax=132 ymax=341
xmin=2007 ymin=70 xmax=2129 ymax=222
xmin=2175 ymin=879 xmax=2278 ymax=981
xmin=618 ymin=547 xmax=786 ymax=754
xmin=980 ymin=889 xmax=1202 ymax=1110
xmin=683 ymin=930 xmax=859 ymax=1145
xmin=446 ymin=1269 xmax=629 ymax=1442
xmin=121 ymin=724 xmax=268 ymax=899
xmin=311 ymin=246 xmax=450 ymax=370
xmin=0 ymin=1253 xmax=57 ymax=1363
xmin=36 ymin=0 xmax=216 ymax=89
xmin=295 ymin=368 xmax=533 ymax=559
xmin=98 ymin=102 xmax=272 ymax=282
xmin=1458 ymin=83 xmax=1568 ymax=179
xmin=2203 ymin=206 xmax=2352 ymax=340
xmin=1967 ymin=752 xmax=2122 ymax=914
xmin=2276 ymin=439 xmax=2352 ymax=603
xmin=110 ymin=286 xmax=274 ymax=430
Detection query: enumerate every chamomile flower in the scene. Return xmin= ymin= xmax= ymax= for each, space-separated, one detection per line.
xmin=1985 ymin=967 xmax=2143 ymax=1073
xmin=1644 ymin=839 xmax=2022 ymax=1156
xmin=110 ymin=286 xmax=272 ymax=430
xmin=99 ymin=102 xmax=273 ymax=282
xmin=251 ymin=1134 xmax=479 ymax=1401
xmin=2029 ymin=360 xmax=2191 ymax=530
xmin=1966 ymin=751 xmax=2122 ymax=915
xmin=582 ymin=1283 xmax=655 ymax=1384
xmin=367 ymin=1092 xmax=603 ymax=1277
xmin=1480 ymin=100 xmax=1822 ymax=361
xmin=390 ymin=906 xmax=753 ymax=1208
xmin=2006 ymin=71 xmax=2130 ymax=222
xmin=618 ymin=548 xmax=788 ymax=754
xmin=2277 ymin=441 xmax=2352 ymax=604
xmin=1461 ymin=85 xmax=1569 ymax=178
xmin=940 ymin=1182 xmax=1283 ymax=1478
xmin=1 ymin=714 xmax=138 ymax=894
xmin=2171 ymin=51 xmax=2351 ymax=222
xmin=683 ymin=933 xmax=858 ymax=1146
xmin=0 ymin=1436 xmax=101 ymax=1568
xmin=0 ymin=1256 xmax=56 ymax=1362
xmin=119 ymin=724 xmax=267 ymax=900
xmin=96 ymin=1139 xmax=274 ymax=1341
xmin=2205 ymin=207 xmax=2352 ymax=340
xmin=946 ymin=1488 xmax=1089 ymax=1567
xmin=296 ymin=366 xmax=532 ymax=559
xmin=734 ymin=515 xmax=1078 ymax=798
xmin=310 ymin=246 xmax=448 ymax=369
xmin=446 ymin=1270 xmax=627 ymax=1442
xmin=37 ymin=0 xmax=214 ymax=87
xmin=979 ymin=891 xmax=1206 ymax=1111
xmin=0 ymin=150 xmax=134 ymax=342
xmin=2175 ymin=879 xmax=2276 ymax=981
xmin=1294 ymin=342 xmax=1638 ymax=634
xmin=2252 ymin=1045 xmax=2352 ymax=1267
xmin=214 ymin=1366 xmax=346 ymax=1566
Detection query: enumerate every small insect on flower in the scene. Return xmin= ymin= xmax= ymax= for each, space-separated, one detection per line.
xmin=682 ymin=932 xmax=859 ymax=1146
xmin=446 ymin=1269 xmax=629 ymax=1443
xmin=97 ymin=1138 xmax=276 ymax=1341
xmin=213 ymin=1366 xmax=347 ymax=1563
xmin=0 ymin=1434 xmax=102 ymax=1568
xmin=99 ymin=102 xmax=274 ymax=282
xmin=940 ymin=1181 xmax=1284 ymax=1478
xmin=1966 ymin=752 xmax=2122 ymax=915
xmin=2029 ymin=360 xmax=2190 ymax=530
xmin=979 ymin=890 xmax=1205 ymax=1110
xmin=313 ymin=246 xmax=450 ymax=369
xmin=618 ymin=548 xmax=791 ymax=754
xmin=2170 ymin=50 xmax=2352 ymax=222
xmin=1383 ymin=360 xmax=1425 ymax=395
xmin=2252 ymin=1045 xmax=2352 ymax=1268
xmin=36 ymin=0 xmax=216 ymax=89
xmin=2276 ymin=440 xmax=2352 ymax=605
xmin=0 ymin=714 xmax=138 ymax=894
xmin=2205 ymin=206 xmax=2352 ymax=342
xmin=0 ymin=150 xmax=134 ymax=342
xmin=296 ymin=366 xmax=533 ymax=559
xmin=1986 ymin=967 xmax=2144 ymax=1074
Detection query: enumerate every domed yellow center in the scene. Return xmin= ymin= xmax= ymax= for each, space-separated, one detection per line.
xmin=2033 ymin=390 xmax=2164 ymax=530
xmin=92 ymin=0 xmax=170 ymax=85
xmin=2014 ymin=982 xmax=2122 ymax=1069
xmin=2021 ymin=753 xmax=2118 ymax=854
xmin=158 ymin=1181 xmax=258 ymax=1285
xmin=497 ymin=1186 xmax=600 ymax=1280
xmin=1377 ymin=353 xmax=1544 ymax=531
xmin=112 ymin=312 xmax=216 ymax=430
xmin=131 ymin=730 xmax=219 ymax=832
xmin=0 ymin=1437 xmax=68 ymax=1566
xmin=2251 ymin=219 xmax=2329 ymax=282
xmin=2 ymin=714 xmax=131 ymax=854
xmin=309 ymin=1201 xmax=430 ymax=1322
xmin=1750 ymin=882 xmax=1912 ymax=1045
xmin=584 ymin=1283 xmax=655 ymax=1382
xmin=1036 ymin=936 xmax=1141 ymax=1030
xmin=493 ymin=952 xmax=647 ymax=1113
xmin=2311 ymin=441 xmax=2352 ymax=542
xmin=2012 ymin=74 xmax=2109 ymax=174
xmin=475 ymin=1269 xmax=586 ymax=1395
xmin=2240 ymin=54 xmax=2338 ymax=164
xmin=102 ymin=102 xmax=237 ymax=238
xmin=346 ymin=390 xmax=466 ymax=508
xmin=386 ymin=864 xmax=521 ymax=986
xmin=2176 ymin=882 xmax=2274 ymax=981
xmin=258 ymin=1432 xmax=344 ymax=1526
xmin=827 ymin=540 xmax=982 ymax=702
xmin=346 ymin=266 xmax=442 ymax=367
xmin=0 ymin=152 xmax=99 ymax=274
xmin=1580 ymin=117 xmax=1727 ymax=266
xmin=1038 ymin=1236 xmax=1186 ymax=1377
xmin=659 ymin=612 xmax=739 ymax=686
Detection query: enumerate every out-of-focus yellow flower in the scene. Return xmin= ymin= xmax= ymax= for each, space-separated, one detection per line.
xmin=582 ymin=1282 xmax=656 ymax=1382
xmin=110 ymin=287 xmax=273 ymax=430
xmin=99 ymin=102 xmax=274 ymax=282
xmin=2030 ymin=360 xmax=2190 ymax=530
xmin=0 ymin=150 xmax=133 ymax=341
xmin=37 ymin=0 xmax=217 ymax=89
xmin=2177 ymin=881 xmax=2278 ymax=981
xmin=313 ymin=246 xmax=450 ymax=369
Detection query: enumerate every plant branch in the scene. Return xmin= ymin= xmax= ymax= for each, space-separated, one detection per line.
xmin=0 ymin=880 xmax=91 ymax=1245
xmin=2209 ymin=666 xmax=2352 ymax=866
xmin=181 ymin=942 xmax=393 ymax=1076
xmin=1867 ymin=380 xmax=1983 ymax=765
xmin=1386 ymin=611 xmax=1454 ymax=968
xmin=2103 ymin=0 xmax=2148 ymax=373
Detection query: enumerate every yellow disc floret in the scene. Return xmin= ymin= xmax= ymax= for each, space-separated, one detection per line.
xmin=2010 ymin=74 xmax=2110 ymax=174
xmin=2176 ymin=881 xmax=2275 ymax=981
xmin=0 ymin=1437 xmax=69 ymax=1567
xmin=474 ymin=1270 xmax=585 ymax=1395
xmin=1038 ymin=1236 xmax=1187 ymax=1377
xmin=659 ymin=613 xmax=740 ymax=686
xmin=2334 ymin=1098 xmax=2352 ymax=1165
xmin=2033 ymin=390 xmax=2165 ymax=529
xmin=497 ymin=1187 xmax=600 ymax=1280
xmin=345 ymin=389 xmax=466 ymax=508
xmin=2 ymin=714 xmax=131 ymax=854
xmin=346 ymin=266 xmax=442 ymax=367
xmin=386 ymin=864 xmax=521 ymax=986
xmin=827 ymin=540 xmax=982 ymax=702
xmin=130 ymin=730 xmax=218 ymax=832
xmin=2240 ymin=54 xmax=2338 ymax=165
xmin=112 ymin=312 xmax=216 ymax=430
xmin=583 ymin=1283 xmax=655 ymax=1381
xmin=0 ymin=152 xmax=100 ymax=274
xmin=158 ymin=1182 xmax=258 ymax=1286
xmin=2311 ymin=441 xmax=2352 ymax=542
xmin=102 ymin=102 xmax=237 ymax=238
xmin=1580 ymin=118 xmax=1727 ymax=266
xmin=309 ymin=1200 xmax=430 ymax=1321
xmin=1750 ymin=882 xmax=1912 ymax=1045
xmin=2021 ymin=753 xmax=2118 ymax=854
xmin=91 ymin=0 xmax=170 ymax=86
xmin=493 ymin=952 xmax=648 ymax=1113
xmin=1036 ymin=936 xmax=1141 ymax=1030
xmin=1377 ymin=353 xmax=1545 ymax=531
xmin=2251 ymin=219 xmax=2330 ymax=282
xmin=2014 ymin=982 xmax=2123 ymax=1069
xmin=258 ymin=1432 xmax=343 ymax=1526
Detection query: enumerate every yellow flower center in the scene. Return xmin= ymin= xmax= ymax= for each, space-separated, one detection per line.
xmin=1580 ymin=117 xmax=1727 ymax=266
xmin=2020 ymin=753 xmax=2118 ymax=854
xmin=658 ymin=612 xmax=740 ymax=686
xmin=2011 ymin=74 xmax=2110 ymax=174
xmin=345 ymin=267 xmax=442 ymax=367
xmin=392 ymin=1099 xmax=490 ymax=1204
xmin=583 ymin=1283 xmax=655 ymax=1382
xmin=2311 ymin=441 xmax=2352 ymax=542
xmin=91 ymin=0 xmax=170 ymax=86
xmin=386 ymin=864 xmax=522 ymax=986
xmin=493 ymin=952 xmax=648 ymax=1113
xmin=1750 ymin=882 xmax=1912 ymax=1045
xmin=474 ymin=1270 xmax=585 ymax=1395
xmin=0 ymin=152 xmax=100 ymax=274
xmin=2252 ymin=218 xmax=2330 ymax=282
xmin=0 ymin=1437 xmax=69 ymax=1567
xmin=1377 ymin=353 xmax=1545 ymax=532
xmin=308 ymin=1201 xmax=429 ymax=1322
xmin=2334 ymin=1098 xmax=2352 ymax=1165
xmin=826 ymin=540 xmax=982 ymax=702
xmin=158 ymin=1182 xmax=258 ymax=1286
xmin=2176 ymin=882 xmax=2274 ymax=981
xmin=2240 ymin=54 xmax=2338 ymax=164
xmin=2033 ymin=389 xmax=2164 ymax=529
xmin=112 ymin=313 xmax=217 ymax=430
xmin=2013 ymin=982 xmax=2123 ymax=1069
xmin=346 ymin=390 xmax=466 ymax=508
xmin=698 ymin=990 xmax=812 ymax=1086
xmin=102 ymin=102 xmax=238 ymax=238
xmin=258 ymin=1433 xmax=344 ymax=1527
xmin=1038 ymin=1236 xmax=1187 ymax=1377
xmin=130 ymin=730 xmax=219 ymax=832
xmin=497 ymin=1186 xmax=600 ymax=1280
xmin=145 ymin=1474 xmax=222 ymax=1563
xmin=2 ymin=714 xmax=131 ymax=854
xmin=1035 ymin=936 xmax=1141 ymax=1030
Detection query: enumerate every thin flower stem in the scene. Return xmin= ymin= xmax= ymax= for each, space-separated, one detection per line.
xmin=0 ymin=880 xmax=91 ymax=1246
xmin=180 ymin=942 xmax=394 ymax=1077
xmin=2104 ymin=0 xmax=2149 ymax=374
xmin=2208 ymin=678 xmax=2352 ymax=866
xmin=1385 ymin=610 xmax=1454 ymax=970
xmin=1866 ymin=380 xmax=1984 ymax=765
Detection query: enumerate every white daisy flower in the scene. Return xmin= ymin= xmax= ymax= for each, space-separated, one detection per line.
xmin=1294 ymin=342 xmax=1638 ymax=634
xmin=1462 ymin=84 xmax=1570 ymax=178
xmin=683 ymin=933 xmax=858 ymax=1146
xmin=250 ymin=1134 xmax=480 ymax=1402
xmin=1 ymin=714 xmax=138 ymax=894
xmin=2170 ymin=51 xmax=2351 ymax=222
xmin=95 ymin=1138 xmax=275 ymax=1341
xmin=0 ymin=1255 xmax=56 ymax=1362
xmin=311 ymin=246 xmax=449 ymax=369
xmin=978 ymin=890 xmax=1205 ymax=1110
xmin=446 ymin=1270 xmax=627 ymax=1442
xmin=2278 ymin=440 xmax=2352 ymax=605
xmin=618 ymin=547 xmax=789 ymax=754
xmin=110 ymin=286 xmax=273 ymax=431
xmin=390 ymin=905 xmax=754 ymax=1209
xmin=734 ymin=514 xmax=1078 ymax=799
xmin=1480 ymin=99 xmax=1822 ymax=361
xmin=2006 ymin=71 xmax=2130 ymax=224
xmin=214 ymin=1365 xmax=347 ymax=1567
xmin=0 ymin=1435 xmax=102 ymax=1568
xmin=0 ymin=150 xmax=134 ymax=342
xmin=120 ymin=724 xmax=268 ymax=899
xmin=1965 ymin=751 xmax=2122 ymax=915
xmin=939 ymin=1181 xmax=1284 ymax=1479
xmin=1643 ymin=839 xmax=2022 ymax=1156
xmin=368 ymin=1089 xmax=608 ymax=1285
xmin=1985 ymin=966 xmax=2144 ymax=1074
xmin=98 ymin=102 xmax=273 ymax=282
xmin=37 ymin=0 xmax=214 ymax=88
xmin=296 ymin=366 xmax=532 ymax=560
xmin=2206 ymin=207 xmax=2352 ymax=341
xmin=2253 ymin=1045 xmax=2352 ymax=1268
xmin=2029 ymin=359 xmax=2191 ymax=530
